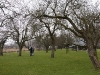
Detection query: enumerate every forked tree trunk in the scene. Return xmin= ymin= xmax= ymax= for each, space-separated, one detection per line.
xmin=87 ymin=40 xmax=100 ymax=69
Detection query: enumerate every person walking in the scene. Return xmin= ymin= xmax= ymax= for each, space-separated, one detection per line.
xmin=29 ymin=46 xmax=34 ymax=56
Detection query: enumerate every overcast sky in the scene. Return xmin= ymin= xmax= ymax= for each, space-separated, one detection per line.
xmin=4 ymin=0 xmax=100 ymax=45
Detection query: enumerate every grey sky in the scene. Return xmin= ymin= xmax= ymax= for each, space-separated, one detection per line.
xmin=3 ymin=0 xmax=100 ymax=45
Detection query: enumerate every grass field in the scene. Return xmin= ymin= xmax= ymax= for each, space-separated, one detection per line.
xmin=0 ymin=49 xmax=100 ymax=75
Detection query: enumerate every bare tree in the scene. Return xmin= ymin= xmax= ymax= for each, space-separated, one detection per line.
xmin=0 ymin=0 xmax=36 ymax=56
xmin=0 ymin=30 xmax=8 ymax=56
xmin=28 ymin=9 xmax=59 ymax=57
xmin=56 ymin=29 xmax=73 ymax=51
xmin=35 ymin=32 xmax=52 ymax=52
xmin=35 ymin=31 xmax=44 ymax=50
xmin=7 ymin=12 xmax=34 ymax=56
xmin=39 ymin=18 xmax=59 ymax=58
xmin=37 ymin=0 xmax=100 ymax=69
xmin=0 ymin=0 xmax=13 ymax=56
xmin=41 ymin=34 xmax=51 ymax=53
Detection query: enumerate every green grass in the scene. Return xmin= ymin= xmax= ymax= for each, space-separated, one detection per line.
xmin=0 ymin=50 xmax=100 ymax=75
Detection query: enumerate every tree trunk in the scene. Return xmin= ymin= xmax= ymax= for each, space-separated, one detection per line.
xmin=51 ymin=44 xmax=55 ymax=58
xmin=19 ymin=48 xmax=22 ymax=56
xmin=87 ymin=40 xmax=100 ymax=69
xmin=0 ymin=44 xmax=3 ymax=56
xmin=66 ymin=47 xmax=69 ymax=54
xmin=51 ymin=49 xmax=55 ymax=58
xmin=0 ymin=48 xmax=3 ymax=56
xmin=45 ymin=46 xmax=49 ymax=53
xmin=46 ymin=49 xmax=48 ymax=53
xmin=50 ymin=35 xmax=55 ymax=58
xmin=89 ymin=53 xmax=100 ymax=69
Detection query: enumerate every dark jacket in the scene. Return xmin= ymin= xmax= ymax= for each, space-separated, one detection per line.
xmin=29 ymin=47 xmax=34 ymax=53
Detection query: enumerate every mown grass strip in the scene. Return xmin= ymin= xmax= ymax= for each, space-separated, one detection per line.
xmin=0 ymin=50 xmax=100 ymax=75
